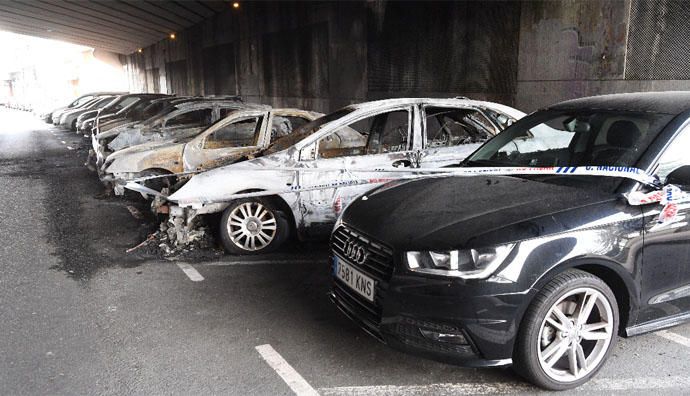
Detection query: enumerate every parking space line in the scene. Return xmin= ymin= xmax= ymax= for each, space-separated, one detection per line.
xmin=255 ymin=344 xmax=319 ymax=396
xmin=318 ymin=376 xmax=690 ymax=395
xmin=656 ymin=330 xmax=690 ymax=347
xmin=319 ymin=382 xmax=528 ymax=395
xmin=203 ymin=259 xmax=317 ymax=266
xmin=176 ymin=262 xmax=204 ymax=281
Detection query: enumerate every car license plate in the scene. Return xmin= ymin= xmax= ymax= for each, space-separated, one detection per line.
xmin=335 ymin=256 xmax=375 ymax=302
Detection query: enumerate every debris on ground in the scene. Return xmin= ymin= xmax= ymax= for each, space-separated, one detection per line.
xmin=125 ymin=233 xmax=156 ymax=253
xmin=126 ymin=213 xmax=222 ymax=259
xmin=126 ymin=205 xmax=144 ymax=220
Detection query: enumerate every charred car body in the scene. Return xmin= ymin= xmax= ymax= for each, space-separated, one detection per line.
xmin=58 ymin=95 xmax=117 ymax=130
xmin=330 ymin=92 xmax=690 ymax=390
xmin=46 ymin=91 xmax=125 ymax=124
xmin=75 ymin=93 xmax=169 ymax=134
xmin=103 ymin=107 xmax=322 ymax=193
xmin=91 ymin=96 xmax=189 ymax=137
xmin=162 ymin=98 xmax=524 ymax=254
xmin=93 ymin=98 xmax=246 ymax=168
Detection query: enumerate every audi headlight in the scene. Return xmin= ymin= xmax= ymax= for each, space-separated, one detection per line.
xmin=406 ymin=244 xmax=515 ymax=279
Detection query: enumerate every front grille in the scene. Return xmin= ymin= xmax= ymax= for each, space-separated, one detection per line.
xmin=331 ymin=225 xmax=395 ymax=338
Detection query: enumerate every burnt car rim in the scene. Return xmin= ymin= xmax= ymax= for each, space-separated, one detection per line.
xmin=537 ymin=287 xmax=613 ymax=383
xmin=227 ymin=202 xmax=277 ymax=251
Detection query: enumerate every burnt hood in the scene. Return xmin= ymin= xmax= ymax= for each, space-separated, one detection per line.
xmin=340 ymin=175 xmax=616 ymax=251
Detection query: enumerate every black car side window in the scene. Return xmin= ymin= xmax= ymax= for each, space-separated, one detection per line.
xmin=656 ymin=126 xmax=690 ymax=180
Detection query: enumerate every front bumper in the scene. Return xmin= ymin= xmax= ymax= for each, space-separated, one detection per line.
xmin=329 ymin=230 xmax=535 ymax=367
xmin=92 ymin=135 xmax=111 ymax=168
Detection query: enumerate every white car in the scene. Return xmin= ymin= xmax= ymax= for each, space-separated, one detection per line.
xmin=163 ymin=98 xmax=525 ymax=254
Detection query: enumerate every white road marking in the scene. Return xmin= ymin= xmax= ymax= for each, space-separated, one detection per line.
xmin=60 ymin=140 xmax=66 ymax=144
xmin=176 ymin=262 xmax=204 ymax=281
xmin=203 ymin=259 xmax=316 ymax=266
xmin=656 ymin=330 xmax=690 ymax=348
xmin=255 ymin=344 xmax=319 ymax=396
xmin=66 ymin=146 xmax=74 ymax=150
xmin=318 ymin=376 xmax=690 ymax=395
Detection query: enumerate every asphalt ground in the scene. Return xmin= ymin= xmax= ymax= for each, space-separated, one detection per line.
xmin=1 ymin=107 xmax=690 ymax=395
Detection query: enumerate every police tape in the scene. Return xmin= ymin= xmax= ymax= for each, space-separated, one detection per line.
xmin=123 ymin=164 xmax=690 ymax=225
xmin=126 ymin=165 xmax=658 ymax=185
xmin=628 ymin=184 xmax=690 ymax=226
xmin=125 ymin=165 xmax=660 ymax=202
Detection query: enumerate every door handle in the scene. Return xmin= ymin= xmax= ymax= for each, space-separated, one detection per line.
xmin=392 ymin=159 xmax=412 ymax=168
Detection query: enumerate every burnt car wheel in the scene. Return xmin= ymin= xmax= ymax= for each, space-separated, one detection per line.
xmin=219 ymin=198 xmax=289 ymax=255
xmin=513 ymin=269 xmax=618 ymax=390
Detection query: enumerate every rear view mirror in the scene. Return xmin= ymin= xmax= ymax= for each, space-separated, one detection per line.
xmin=665 ymin=165 xmax=690 ymax=190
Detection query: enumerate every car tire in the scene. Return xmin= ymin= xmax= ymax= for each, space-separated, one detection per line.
xmin=513 ymin=269 xmax=619 ymax=390
xmin=219 ymin=198 xmax=290 ymax=255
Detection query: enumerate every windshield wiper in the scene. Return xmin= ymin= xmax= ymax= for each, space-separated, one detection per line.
xmin=461 ymin=159 xmax=514 ymax=167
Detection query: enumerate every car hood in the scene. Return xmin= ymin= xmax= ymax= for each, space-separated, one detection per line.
xmin=97 ymin=124 xmax=142 ymax=141
xmin=168 ymin=152 xmax=292 ymax=204
xmin=341 ymin=175 xmax=615 ymax=251
xmin=107 ymin=139 xmax=187 ymax=162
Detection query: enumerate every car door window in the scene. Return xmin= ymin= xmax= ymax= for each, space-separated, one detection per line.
xmin=425 ymin=107 xmax=494 ymax=148
xmin=166 ymin=109 xmax=213 ymax=128
xmin=219 ymin=108 xmax=239 ymax=118
xmin=203 ymin=117 xmax=263 ymax=149
xmin=655 ymin=126 xmax=690 ymax=180
xmin=270 ymin=116 xmax=311 ymax=142
xmin=317 ymin=109 xmax=410 ymax=159
xmin=114 ymin=97 xmax=139 ymax=111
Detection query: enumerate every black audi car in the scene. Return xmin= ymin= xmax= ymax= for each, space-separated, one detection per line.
xmin=330 ymin=92 xmax=690 ymax=390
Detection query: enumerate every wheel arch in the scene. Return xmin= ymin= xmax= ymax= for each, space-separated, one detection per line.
xmin=141 ymin=166 xmax=177 ymax=176
xmin=231 ymin=189 xmax=297 ymax=234
xmin=529 ymin=258 xmax=638 ymax=335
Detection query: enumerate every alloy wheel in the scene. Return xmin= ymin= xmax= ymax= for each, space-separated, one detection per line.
xmin=536 ymin=287 xmax=614 ymax=383
xmin=226 ymin=202 xmax=277 ymax=251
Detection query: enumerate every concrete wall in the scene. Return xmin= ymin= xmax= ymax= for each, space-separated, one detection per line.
xmin=123 ymin=1 xmax=520 ymax=113
xmin=517 ymin=0 xmax=690 ymax=111
xmin=123 ymin=0 xmax=690 ymax=114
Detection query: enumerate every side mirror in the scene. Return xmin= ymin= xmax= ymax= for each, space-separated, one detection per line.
xmin=665 ymin=165 xmax=690 ymax=190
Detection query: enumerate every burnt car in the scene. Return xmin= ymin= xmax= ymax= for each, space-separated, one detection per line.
xmin=329 ymin=92 xmax=690 ymax=390
xmin=164 ymin=98 xmax=524 ymax=254
xmin=102 ymin=107 xmax=322 ymax=193
xmin=58 ymin=95 xmax=116 ymax=130
xmin=46 ymin=91 xmax=126 ymax=124
xmin=75 ymin=93 xmax=169 ymax=134
xmin=92 ymin=96 xmax=190 ymax=138
xmin=93 ymin=98 xmax=245 ymax=167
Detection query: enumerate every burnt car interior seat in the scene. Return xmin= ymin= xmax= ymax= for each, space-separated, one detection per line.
xmin=591 ymin=120 xmax=641 ymax=166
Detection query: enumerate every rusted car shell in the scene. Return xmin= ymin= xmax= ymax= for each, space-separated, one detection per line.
xmin=102 ymin=108 xmax=322 ymax=188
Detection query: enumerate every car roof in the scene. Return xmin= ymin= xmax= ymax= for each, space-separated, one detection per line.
xmin=341 ymin=97 xmax=524 ymax=119
xmin=548 ymin=91 xmax=690 ymax=115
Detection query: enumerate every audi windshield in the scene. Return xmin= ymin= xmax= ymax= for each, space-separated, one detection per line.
xmin=463 ymin=110 xmax=673 ymax=189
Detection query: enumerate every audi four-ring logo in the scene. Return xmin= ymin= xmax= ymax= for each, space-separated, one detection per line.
xmin=344 ymin=238 xmax=368 ymax=265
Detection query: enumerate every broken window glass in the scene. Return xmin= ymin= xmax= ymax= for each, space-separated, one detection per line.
xmin=317 ymin=109 xmax=410 ymax=159
xmin=424 ymin=107 xmax=493 ymax=148
xmin=270 ymin=116 xmax=310 ymax=142
xmin=166 ymin=109 xmax=213 ymax=128
xmin=203 ymin=117 xmax=262 ymax=149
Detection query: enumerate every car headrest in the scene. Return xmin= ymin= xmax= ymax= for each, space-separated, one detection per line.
xmin=607 ymin=120 xmax=640 ymax=148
